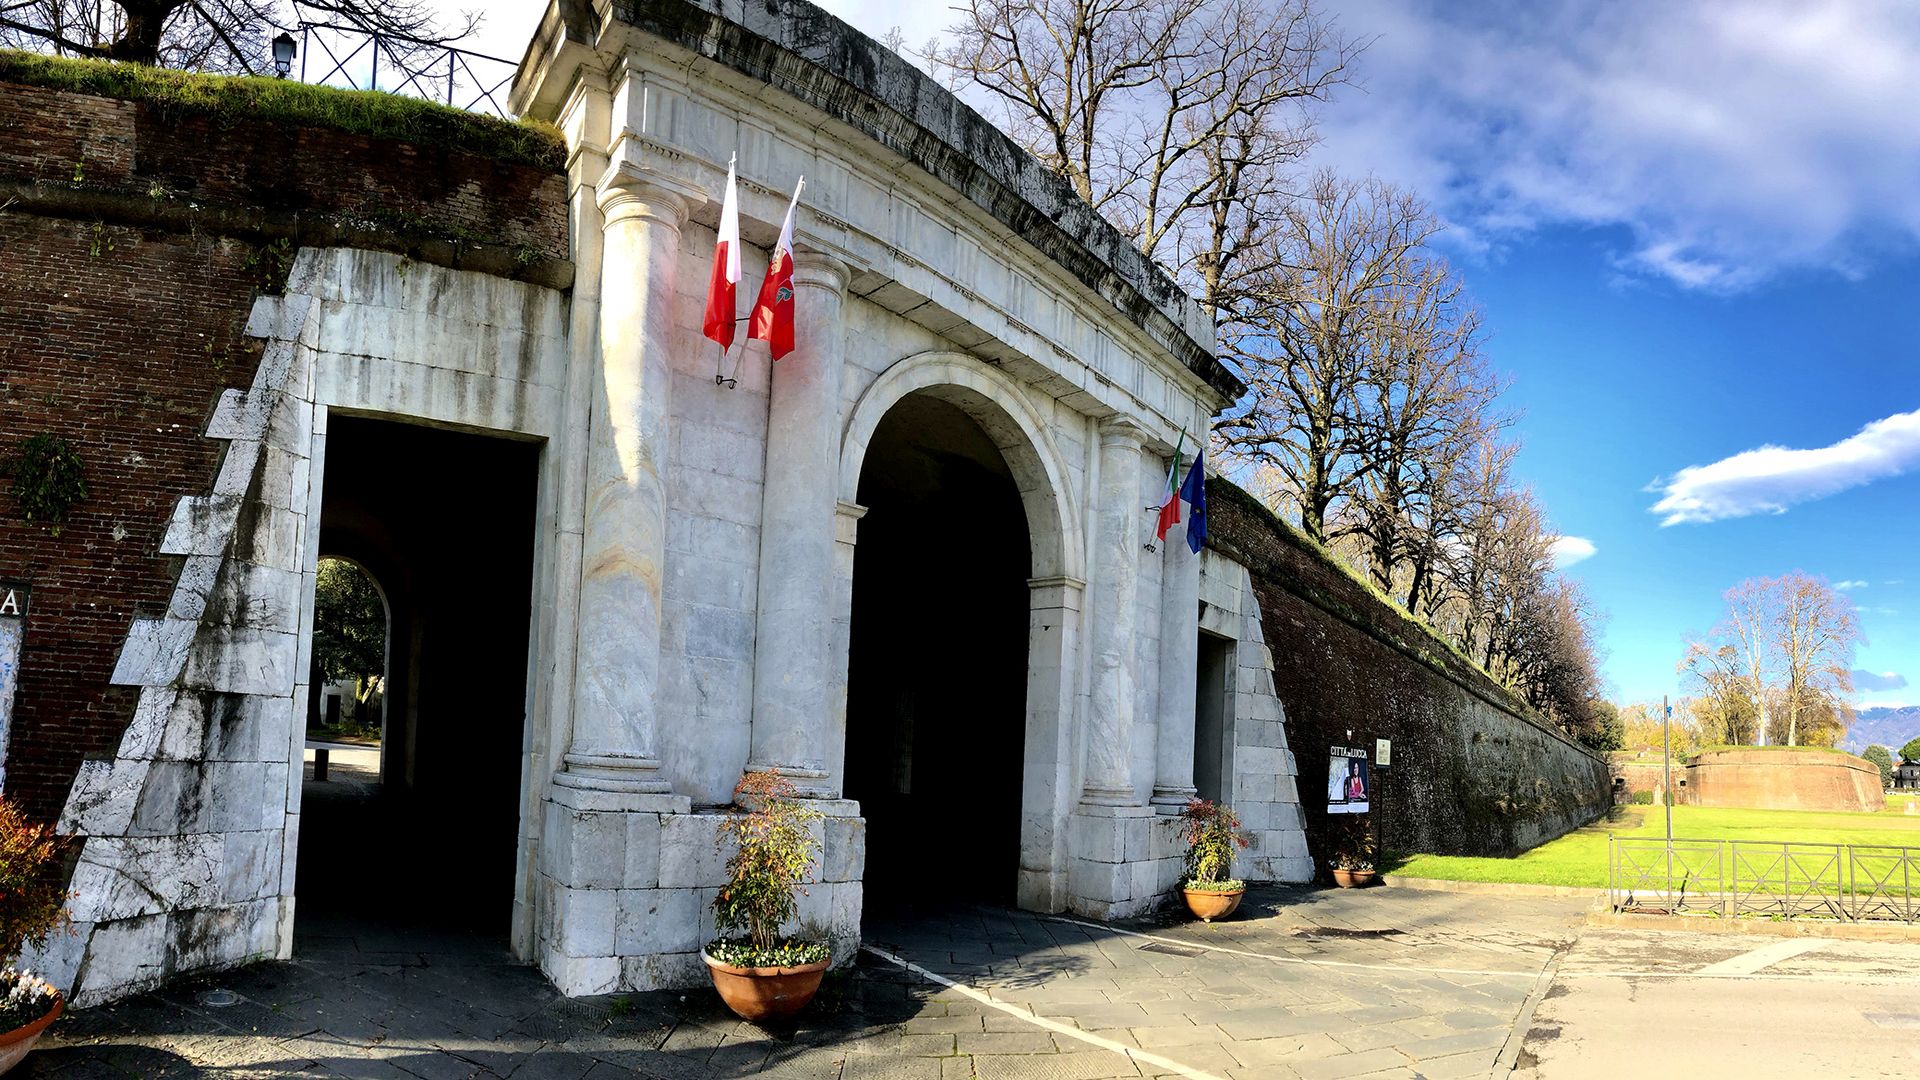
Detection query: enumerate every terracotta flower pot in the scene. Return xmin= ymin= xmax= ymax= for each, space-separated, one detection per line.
xmin=0 ymin=991 xmax=63 ymax=1076
xmin=1182 ymin=886 xmax=1246 ymax=922
xmin=703 ymin=952 xmax=829 ymax=1021
xmin=1331 ymin=868 xmax=1377 ymax=888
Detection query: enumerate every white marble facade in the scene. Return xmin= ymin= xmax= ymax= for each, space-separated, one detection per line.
xmin=40 ymin=0 xmax=1310 ymax=1004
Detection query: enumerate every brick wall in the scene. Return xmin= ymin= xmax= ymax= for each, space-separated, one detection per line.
xmin=1205 ymin=477 xmax=1611 ymax=869
xmin=0 ymin=79 xmax=566 ymax=821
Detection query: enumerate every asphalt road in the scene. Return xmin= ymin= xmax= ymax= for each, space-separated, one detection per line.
xmin=1516 ymin=927 xmax=1920 ymax=1079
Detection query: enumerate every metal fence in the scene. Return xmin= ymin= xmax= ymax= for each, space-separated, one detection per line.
xmin=294 ymin=22 xmax=518 ymax=117
xmin=1609 ymin=836 xmax=1920 ymax=923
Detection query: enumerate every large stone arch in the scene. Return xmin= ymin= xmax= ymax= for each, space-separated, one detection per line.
xmin=839 ymin=351 xmax=1085 ymax=583
xmin=836 ymin=350 xmax=1086 ymax=911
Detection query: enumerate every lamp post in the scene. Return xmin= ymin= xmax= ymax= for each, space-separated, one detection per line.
xmin=272 ymin=32 xmax=297 ymax=79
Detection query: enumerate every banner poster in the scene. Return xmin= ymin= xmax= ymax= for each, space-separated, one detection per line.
xmin=0 ymin=581 xmax=27 ymax=792
xmin=1326 ymin=745 xmax=1370 ymax=815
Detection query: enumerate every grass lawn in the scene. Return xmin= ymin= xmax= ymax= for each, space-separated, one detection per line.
xmin=1386 ymin=803 xmax=1920 ymax=889
xmin=307 ymin=724 xmax=381 ymax=747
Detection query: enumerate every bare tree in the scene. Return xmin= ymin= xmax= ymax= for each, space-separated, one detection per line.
xmin=1775 ymin=571 xmax=1859 ymax=747
xmin=1214 ymin=174 xmax=1443 ymax=541
xmin=929 ymin=0 xmax=1357 ymax=333
xmin=1 ymin=0 xmax=475 ymax=75
xmin=1721 ymin=577 xmax=1779 ymax=746
xmin=1346 ymin=255 xmax=1501 ymax=595
xmin=1678 ymin=639 xmax=1756 ymax=745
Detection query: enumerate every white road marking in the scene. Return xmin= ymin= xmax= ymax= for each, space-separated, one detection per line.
xmin=1695 ymin=937 xmax=1825 ymax=975
xmin=859 ymin=945 xmax=1229 ymax=1080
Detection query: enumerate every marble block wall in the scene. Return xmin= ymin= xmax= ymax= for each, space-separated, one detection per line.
xmin=537 ymin=805 xmax=865 ymax=994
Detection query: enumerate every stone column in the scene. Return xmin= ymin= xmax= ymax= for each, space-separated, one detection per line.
xmin=748 ymin=251 xmax=852 ymax=798
xmin=553 ymin=173 xmax=689 ymax=809
xmin=1151 ymin=518 xmax=1202 ymax=811
xmin=1081 ymin=419 xmax=1147 ymax=806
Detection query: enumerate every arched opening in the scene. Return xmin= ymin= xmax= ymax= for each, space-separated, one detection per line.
xmin=846 ymin=391 xmax=1032 ymax=909
xmin=308 ymin=556 xmax=389 ymax=771
xmin=295 ymin=415 xmax=539 ymax=945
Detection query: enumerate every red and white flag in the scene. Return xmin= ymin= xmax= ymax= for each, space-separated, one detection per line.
xmin=702 ymin=156 xmax=742 ymax=349
xmin=749 ymin=177 xmax=804 ymax=360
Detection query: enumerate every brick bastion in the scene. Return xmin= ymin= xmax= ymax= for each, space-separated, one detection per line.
xmin=1683 ymin=748 xmax=1884 ymax=813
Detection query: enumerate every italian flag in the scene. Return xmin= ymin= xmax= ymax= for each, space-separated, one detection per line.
xmin=703 ymin=156 xmax=742 ymax=350
xmin=749 ymin=178 xmax=804 ymax=360
xmin=1155 ymin=430 xmax=1187 ymax=543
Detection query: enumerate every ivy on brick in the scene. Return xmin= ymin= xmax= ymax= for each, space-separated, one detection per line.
xmin=5 ymin=433 xmax=87 ymax=534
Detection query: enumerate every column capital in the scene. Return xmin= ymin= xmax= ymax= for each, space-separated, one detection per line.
xmin=1097 ymin=416 xmax=1149 ymax=449
xmin=595 ymin=167 xmax=695 ymax=231
xmin=792 ymin=249 xmax=852 ymax=294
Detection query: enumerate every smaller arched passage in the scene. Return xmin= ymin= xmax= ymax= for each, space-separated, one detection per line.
xmin=307 ymin=554 xmax=393 ymax=761
xmin=297 ymin=415 xmax=540 ymax=939
xmin=837 ymin=354 xmax=1085 ymax=914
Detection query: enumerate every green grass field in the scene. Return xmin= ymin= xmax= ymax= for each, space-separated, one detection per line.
xmin=1387 ymin=803 xmax=1920 ymax=889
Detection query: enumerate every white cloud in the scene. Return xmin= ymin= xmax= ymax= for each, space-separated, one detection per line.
xmin=1856 ymin=670 xmax=1910 ymax=691
xmin=1313 ymin=0 xmax=1920 ymax=290
xmin=1836 ymin=580 xmax=1870 ymax=591
xmin=1648 ymin=408 xmax=1920 ymax=524
xmin=1547 ymin=535 xmax=1597 ymax=568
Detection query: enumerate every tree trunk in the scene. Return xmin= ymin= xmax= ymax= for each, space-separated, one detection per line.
xmin=107 ymin=0 xmax=182 ymax=64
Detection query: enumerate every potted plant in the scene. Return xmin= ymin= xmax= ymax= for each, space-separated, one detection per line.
xmin=702 ymin=770 xmax=831 ymax=1021
xmin=1178 ymin=799 xmax=1251 ymax=921
xmin=1330 ymin=828 xmax=1377 ymax=888
xmin=0 ymin=797 xmax=68 ymax=1075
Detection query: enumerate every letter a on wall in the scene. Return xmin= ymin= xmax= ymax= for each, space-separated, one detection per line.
xmin=0 ymin=582 xmax=28 ymax=792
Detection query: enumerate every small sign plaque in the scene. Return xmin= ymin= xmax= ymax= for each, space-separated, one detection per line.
xmin=1375 ymin=738 xmax=1392 ymax=768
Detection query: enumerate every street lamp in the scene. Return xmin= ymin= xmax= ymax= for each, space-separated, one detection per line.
xmin=272 ymin=32 xmax=297 ymax=79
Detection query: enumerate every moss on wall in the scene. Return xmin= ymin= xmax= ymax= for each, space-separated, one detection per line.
xmin=1205 ymin=475 xmax=1612 ymax=869
xmin=0 ymin=49 xmax=564 ymax=171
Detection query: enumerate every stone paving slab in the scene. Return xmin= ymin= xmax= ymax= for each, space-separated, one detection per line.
xmin=26 ymin=886 xmax=1590 ymax=1080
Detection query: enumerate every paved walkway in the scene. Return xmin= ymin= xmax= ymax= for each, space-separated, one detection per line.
xmin=26 ymin=887 xmax=1589 ymax=1080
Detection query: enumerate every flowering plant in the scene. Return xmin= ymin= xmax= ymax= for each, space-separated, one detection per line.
xmin=1179 ymin=799 xmax=1251 ymax=891
xmin=708 ymin=770 xmax=829 ymax=967
xmin=0 ymin=796 xmax=69 ymax=967
xmin=0 ymin=968 xmax=58 ymax=1030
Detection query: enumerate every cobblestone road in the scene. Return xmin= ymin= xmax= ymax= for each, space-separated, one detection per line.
xmin=26 ymin=886 xmax=1588 ymax=1080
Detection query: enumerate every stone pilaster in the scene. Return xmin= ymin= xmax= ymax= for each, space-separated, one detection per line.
xmin=747 ymin=251 xmax=851 ymax=800
xmin=552 ymin=172 xmax=692 ymax=811
xmin=1081 ymin=419 xmax=1147 ymax=806
xmin=1151 ymin=517 xmax=1202 ymax=811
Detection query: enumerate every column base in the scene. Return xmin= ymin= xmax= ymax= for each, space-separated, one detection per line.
xmin=1149 ymin=786 xmax=1199 ymax=814
xmin=551 ymin=773 xmax=691 ymax=814
xmin=1077 ymin=785 xmax=1147 ymax=809
xmin=742 ymin=761 xmax=837 ymax=800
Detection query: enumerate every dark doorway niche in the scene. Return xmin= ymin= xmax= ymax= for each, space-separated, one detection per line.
xmin=846 ymin=392 xmax=1031 ymax=912
xmin=1195 ymin=631 xmax=1234 ymax=803
xmin=295 ymin=415 xmax=539 ymax=943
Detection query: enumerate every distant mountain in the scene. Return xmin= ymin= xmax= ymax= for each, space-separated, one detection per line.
xmin=1845 ymin=706 xmax=1920 ymax=756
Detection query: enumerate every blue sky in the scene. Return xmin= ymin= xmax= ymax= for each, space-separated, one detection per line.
xmin=470 ymin=0 xmax=1920 ymax=709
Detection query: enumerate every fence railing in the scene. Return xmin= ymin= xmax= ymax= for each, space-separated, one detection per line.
xmin=294 ymin=22 xmax=518 ymax=117
xmin=1609 ymin=836 xmax=1920 ymax=923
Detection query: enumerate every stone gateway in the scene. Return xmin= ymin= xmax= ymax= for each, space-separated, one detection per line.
xmin=0 ymin=0 xmax=1609 ymax=1009
xmin=8 ymin=0 xmax=1319 ymax=1005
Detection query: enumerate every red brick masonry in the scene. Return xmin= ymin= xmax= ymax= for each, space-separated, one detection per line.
xmin=1684 ymin=749 xmax=1883 ymax=814
xmin=0 ymin=81 xmax=565 ymax=820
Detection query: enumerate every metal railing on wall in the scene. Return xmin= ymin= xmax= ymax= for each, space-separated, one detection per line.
xmin=1610 ymin=836 xmax=1920 ymax=923
xmin=294 ymin=22 xmax=517 ymax=117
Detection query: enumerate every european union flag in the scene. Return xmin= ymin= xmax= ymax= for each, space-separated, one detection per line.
xmin=1178 ymin=447 xmax=1207 ymax=554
